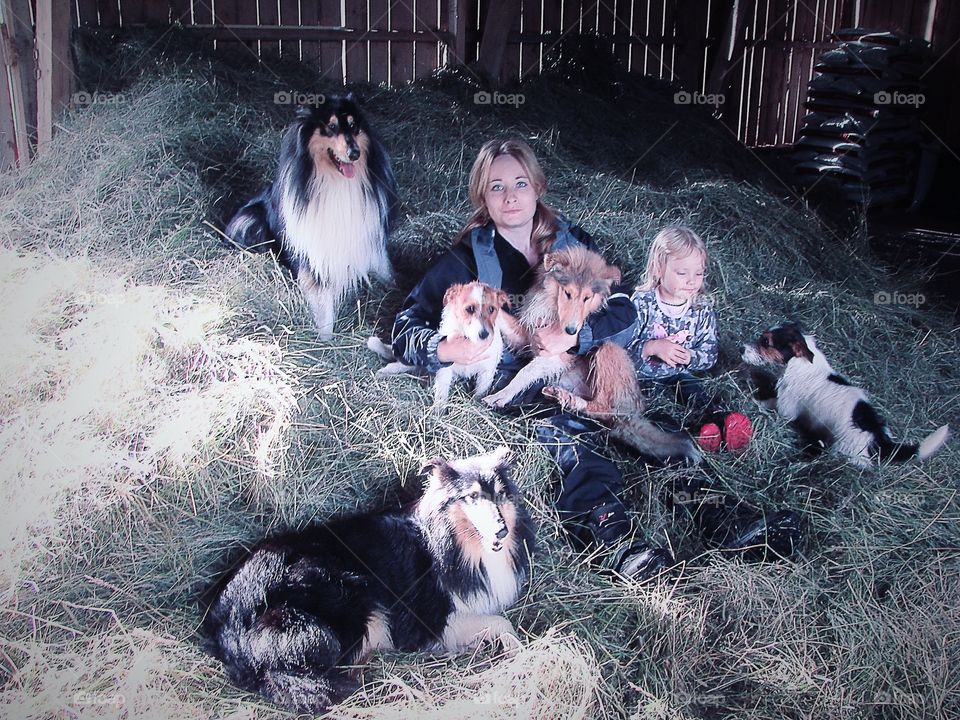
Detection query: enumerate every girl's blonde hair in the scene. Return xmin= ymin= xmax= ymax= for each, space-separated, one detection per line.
xmin=458 ymin=139 xmax=559 ymax=255
xmin=639 ymin=225 xmax=709 ymax=303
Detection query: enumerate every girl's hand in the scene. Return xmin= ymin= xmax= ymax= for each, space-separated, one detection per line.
xmin=533 ymin=325 xmax=578 ymax=356
xmin=643 ymin=338 xmax=691 ymax=368
xmin=438 ymin=334 xmax=493 ymax=364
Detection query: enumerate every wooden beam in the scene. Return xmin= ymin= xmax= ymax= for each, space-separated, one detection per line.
xmin=2 ymin=0 xmax=35 ymax=166
xmin=475 ymin=0 xmax=518 ymax=86
xmin=705 ymin=0 xmax=748 ymax=99
xmin=182 ymin=24 xmax=455 ymax=45
xmin=36 ymin=0 xmax=73 ymax=151
xmin=445 ymin=0 xmax=467 ymax=65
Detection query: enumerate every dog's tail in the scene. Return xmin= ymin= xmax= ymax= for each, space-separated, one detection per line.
xmin=224 ymin=189 xmax=277 ymax=253
xmin=879 ymin=424 xmax=950 ymax=463
xmin=204 ymin=551 xmax=355 ymax=713
xmin=609 ymin=416 xmax=702 ymax=466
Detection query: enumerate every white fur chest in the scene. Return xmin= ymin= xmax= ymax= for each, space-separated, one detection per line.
xmin=455 ymin=548 xmax=521 ymax=615
xmin=279 ymin=170 xmax=386 ymax=291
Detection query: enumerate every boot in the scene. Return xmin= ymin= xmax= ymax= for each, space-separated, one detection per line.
xmin=608 ymin=540 xmax=676 ymax=582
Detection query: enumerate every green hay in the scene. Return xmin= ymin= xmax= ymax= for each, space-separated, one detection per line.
xmin=0 ymin=29 xmax=957 ymax=720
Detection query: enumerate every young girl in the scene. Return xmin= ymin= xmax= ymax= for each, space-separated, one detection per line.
xmin=629 ymin=226 xmax=752 ymax=452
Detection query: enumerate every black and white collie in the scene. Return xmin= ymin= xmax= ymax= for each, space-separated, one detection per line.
xmin=203 ymin=447 xmax=535 ymax=714
xmin=742 ymin=322 xmax=950 ymax=467
xmin=225 ymin=93 xmax=398 ymax=339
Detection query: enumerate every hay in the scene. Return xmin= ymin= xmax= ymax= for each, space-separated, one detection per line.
xmin=0 ymin=29 xmax=957 ymax=720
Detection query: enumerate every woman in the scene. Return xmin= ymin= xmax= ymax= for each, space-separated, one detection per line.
xmin=391 ymin=139 xmax=799 ymax=577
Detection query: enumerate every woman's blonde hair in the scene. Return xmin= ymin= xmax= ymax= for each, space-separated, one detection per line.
xmin=639 ymin=225 xmax=709 ymax=302
xmin=458 ymin=139 xmax=559 ymax=254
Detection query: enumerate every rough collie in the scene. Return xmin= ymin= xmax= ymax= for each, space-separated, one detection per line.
xmin=226 ymin=93 xmax=398 ymax=339
xmin=202 ymin=447 xmax=535 ymax=714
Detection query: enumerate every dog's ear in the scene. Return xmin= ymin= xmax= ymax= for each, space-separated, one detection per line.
xmin=790 ymin=337 xmax=814 ymax=363
xmin=420 ymin=457 xmax=457 ymax=484
xmin=443 ymin=284 xmax=463 ymax=308
xmin=491 ymin=445 xmax=514 ymax=467
xmin=494 ymin=289 xmax=511 ymax=310
xmin=601 ymin=261 xmax=622 ymax=286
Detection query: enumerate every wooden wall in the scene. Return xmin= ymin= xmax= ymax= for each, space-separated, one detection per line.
xmin=1 ymin=0 xmax=958 ymax=170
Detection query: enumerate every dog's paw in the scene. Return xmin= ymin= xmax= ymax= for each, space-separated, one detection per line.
xmin=482 ymin=391 xmax=509 ymax=408
xmin=542 ymin=385 xmax=570 ymax=406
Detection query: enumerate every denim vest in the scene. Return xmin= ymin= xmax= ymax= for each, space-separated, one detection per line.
xmin=468 ymin=219 xmax=582 ymax=370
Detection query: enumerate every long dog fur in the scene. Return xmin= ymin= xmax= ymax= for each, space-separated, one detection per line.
xmin=202 ymin=447 xmax=534 ymax=714
xmin=225 ymin=93 xmax=398 ymax=339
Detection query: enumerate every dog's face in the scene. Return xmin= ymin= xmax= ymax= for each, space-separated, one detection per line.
xmin=741 ymin=322 xmax=815 ymax=368
xmin=303 ymin=94 xmax=369 ymax=179
xmin=544 ymin=249 xmax=621 ymax=337
xmin=421 ymin=446 xmax=517 ymax=553
xmin=442 ymin=282 xmax=509 ymax=345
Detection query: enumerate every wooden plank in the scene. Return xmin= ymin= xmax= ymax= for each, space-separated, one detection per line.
xmin=390 ymin=0 xmax=414 ymax=84
xmin=475 ymin=0 xmax=517 ymax=84
xmin=76 ymin=0 xmax=98 ymax=24
xmin=0 ymin=60 xmax=16 ymax=169
xmin=756 ymin=0 xmax=790 ymax=145
xmin=191 ymin=0 xmax=212 ymax=25
xmin=610 ymin=0 xmax=631 ymax=69
xmin=36 ymin=0 xmax=73 ymax=150
xmin=213 ymin=0 xmax=242 ymax=51
xmin=98 ymin=0 xmax=120 ymax=26
xmin=501 ymin=0 xmax=521 ymax=82
xmin=298 ymin=0 xmax=318 ymax=65
xmin=319 ymin=0 xmax=344 ymax=82
xmin=258 ymin=0 xmax=280 ymax=56
xmin=519 ymin=0 xmax=541 ymax=79
xmin=706 ymin=0 xmax=748 ymax=104
xmin=279 ymin=0 xmax=300 ymax=60
xmin=415 ymin=0 xmax=438 ymax=79
xmin=345 ymin=0 xmax=369 ymax=82
xmin=444 ymin=0 xmax=468 ymax=65
xmin=369 ymin=0 xmax=390 ymax=82
xmin=3 ymin=0 xmax=36 ymax=162
xmin=673 ymin=0 xmax=708 ymax=88
xmin=561 ymin=0 xmax=582 ymax=38
xmin=661 ymin=0 xmax=678 ymax=80
xmin=169 ymin=0 xmax=190 ymax=23
xmin=143 ymin=0 xmax=169 ymax=24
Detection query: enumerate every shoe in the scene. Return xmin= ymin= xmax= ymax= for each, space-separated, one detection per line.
xmin=723 ymin=412 xmax=753 ymax=453
xmin=721 ymin=509 xmax=803 ymax=561
xmin=609 ymin=541 xmax=675 ymax=581
xmin=695 ymin=422 xmax=722 ymax=453
xmin=585 ymin=502 xmax=631 ymax=547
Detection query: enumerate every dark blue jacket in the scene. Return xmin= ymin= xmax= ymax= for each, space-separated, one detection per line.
xmin=391 ymin=218 xmax=637 ymax=372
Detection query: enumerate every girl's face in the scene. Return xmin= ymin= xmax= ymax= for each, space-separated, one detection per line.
xmin=483 ymin=154 xmax=538 ymax=235
xmin=658 ymin=251 xmax=705 ymax=304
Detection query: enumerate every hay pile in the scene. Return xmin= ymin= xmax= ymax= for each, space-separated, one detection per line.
xmin=0 ymin=30 xmax=957 ymax=720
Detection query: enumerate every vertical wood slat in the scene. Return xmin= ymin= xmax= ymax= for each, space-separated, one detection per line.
xmin=500 ymin=0 xmax=521 ymax=81
xmin=0 ymin=63 xmax=16 ymax=169
xmin=443 ymin=0 xmax=468 ymax=65
xmin=390 ymin=0 xmax=414 ymax=84
xmin=280 ymin=0 xmax=300 ymax=60
xmin=369 ymin=0 xmax=389 ymax=83
xmin=660 ymin=0 xmax=677 ymax=80
xmin=673 ymin=0 xmax=708 ymax=89
xmin=191 ymin=0 xmax=212 ymax=25
xmin=519 ymin=0 xmax=541 ymax=80
xmin=414 ymin=0 xmax=438 ymax=79
xmin=258 ymin=0 xmax=279 ymax=57
xmin=169 ymin=0 xmax=190 ymax=24
xmin=120 ymin=0 xmax=145 ymax=24
xmin=757 ymin=0 xmax=790 ymax=145
xmin=540 ymin=0 xmax=561 ymax=67
xmin=299 ymin=0 xmax=318 ymax=66
xmin=98 ymin=0 xmax=120 ymax=26
xmin=36 ymin=0 xmax=73 ymax=150
xmin=75 ymin=0 xmax=97 ymax=24
xmin=612 ymin=0 xmax=633 ymax=70
xmin=596 ymin=0 xmax=614 ymax=58
xmin=3 ymin=0 xmax=36 ymax=164
xmin=319 ymin=0 xmax=343 ymax=81
xmin=345 ymin=0 xmax=369 ymax=82
xmin=143 ymin=0 xmax=168 ymax=24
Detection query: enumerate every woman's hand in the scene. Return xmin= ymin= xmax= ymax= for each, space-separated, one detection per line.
xmin=642 ymin=338 xmax=691 ymax=368
xmin=437 ymin=334 xmax=493 ymax=364
xmin=533 ymin=325 xmax=578 ymax=356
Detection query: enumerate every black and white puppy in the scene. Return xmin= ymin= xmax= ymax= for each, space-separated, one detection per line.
xmin=742 ymin=322 xmax=950 ymax=467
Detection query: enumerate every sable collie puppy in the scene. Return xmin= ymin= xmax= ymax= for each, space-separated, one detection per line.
xmin=368 ymin=281 xmax=526 ymax=407
xmin=742 ymin=321 xmax=950 ymax=467
xmin=482 ymin=245 xmax=622 ymax=409
xmin=202 ymin=447 xmax=534 ymax=714
xmin=225 ymin=93 xmax=398 ymax=339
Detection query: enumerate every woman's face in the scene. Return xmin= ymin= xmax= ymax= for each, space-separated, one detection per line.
xmin=483 ymin=154 xmax=538 ymax=235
